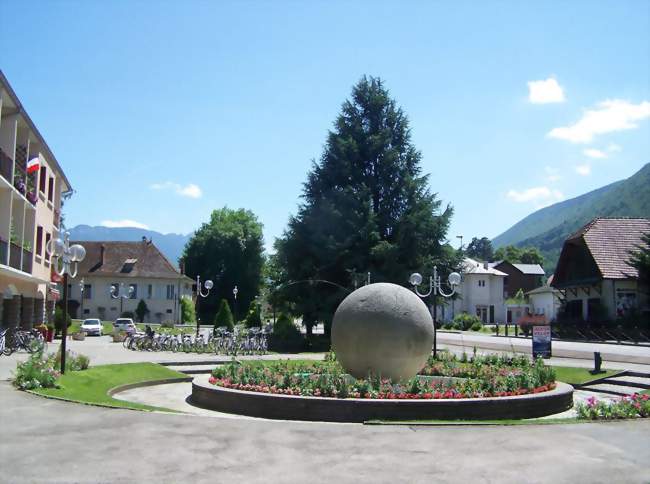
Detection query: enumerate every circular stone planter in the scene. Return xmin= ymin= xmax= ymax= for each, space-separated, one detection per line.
xmin=190 ymin=377 xmax=574 ymax=422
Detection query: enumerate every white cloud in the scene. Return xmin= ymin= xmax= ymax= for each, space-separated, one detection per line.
xmin=583 ymin=148 xmax=607 ymax=159
xmin=506 ymin=186 xmax=564 ymax=204
xmin=527 ymin=77 xmax=565 ymax=104
xmin=607 ymin=143 xmax=622 ymax=152
xmin=575 ymin=164 xmax=591 ymax=176
xmin=544 ymin=166 xmax=562 ymax=182
xmin=101 ymin=219 xmax=150 ymax=229
xmin=548 ymin=99 xmax=650 ymax=143
xmin=150 ymin=181 xmax=203 ymax=199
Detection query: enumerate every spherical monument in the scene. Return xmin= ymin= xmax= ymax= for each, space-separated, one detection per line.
xmin=331 ymin=283 xmax=433 ymax=381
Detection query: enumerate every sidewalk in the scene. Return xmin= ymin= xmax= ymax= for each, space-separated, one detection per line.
xmin=437 ymin=331 xmax=650 ymax=365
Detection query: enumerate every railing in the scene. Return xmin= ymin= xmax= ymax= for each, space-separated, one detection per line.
xmin=22 ymin=248 xmax=32 ymax=274
xmin=0 ymin=148 xmax=12 ymax=184
xmin=9 ymin=242 xmax=21 ymax=270
xmin=0 ymin=239 xmax=7 ymax=264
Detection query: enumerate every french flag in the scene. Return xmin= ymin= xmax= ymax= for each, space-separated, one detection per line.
xmin=27 ymin=156 xmax=40 ymax=175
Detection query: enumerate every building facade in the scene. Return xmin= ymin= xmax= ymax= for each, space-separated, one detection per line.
xmin=69 ymin=239 xmax=194 ymax=323
xmin=440 ymin=258 xmax=507 ymax=324
xmin=552 ymin=218 xmax=650 ymax=322
xmin=490 ymin=261 xmax=545 ymax=298
xmin=0 ymin=71 xmax=71 ymax=331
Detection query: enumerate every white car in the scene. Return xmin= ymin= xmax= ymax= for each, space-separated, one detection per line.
xmin=81 ymin=318 xmax=103 ymax=336
xmin=113 ymin=318 xmax=136 ymax=334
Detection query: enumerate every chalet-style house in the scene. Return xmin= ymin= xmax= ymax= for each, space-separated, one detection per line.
xmin=489 ymin=260 xmax=545 ymax=298
xmin=551 ymin=218 xmax=650 ymax=322
xmin=68 ymin=239 xmax=193 ymax=323
xmin=0 ymin=71 xmax=71 ymax=331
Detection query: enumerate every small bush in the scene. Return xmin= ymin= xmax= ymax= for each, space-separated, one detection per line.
xmin=53 ymin=307 xmax=71 ymax=334
xmin=13 ymin=351 xmax=59 ymax=390
xmin=53 ymin=349 xmax=91 ymax=371
xmin=213 ymin=299 xmax=234 ymax=334
xmin=453 ymin=313 xmax=483 ymax=331
xmin=269 ymin=314 xmax=305 ymax=352
xmin=470 ymin=321 xmax=483 ymax=331
xmin=180 ymin=296 xmax=196 ymax=324
xmin=160 ymin=320 xmax=175 ymax=329
xmin=121 ymin=311 xmax=135 ymax=319
xmin=243 ymin=300 xmax=262 ymax=328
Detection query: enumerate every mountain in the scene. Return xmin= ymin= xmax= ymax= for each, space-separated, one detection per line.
xmin=67 ymin=225 xmax=191 ymax=267
xmin=493 ymin=163 xmax=650 ymax=272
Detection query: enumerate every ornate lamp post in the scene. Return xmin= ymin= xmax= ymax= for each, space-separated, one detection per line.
xmin=78 ymin=278 xmax=85 ymax=318
xmin=46 ymin=232 xmax=86 ymax=374
xmin=110 ymin=282 xmax=133 ymax=317
xmin=409 ymin=266 xmax=461 ymax=358
xmin=232 ymin=285 xmax=239 ymax=322
xmin=195 ymin=275 xmax=213 ymax=337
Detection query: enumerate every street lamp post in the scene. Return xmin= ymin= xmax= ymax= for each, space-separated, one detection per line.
xmin=232 ymin=285 xmax=238 ymax=322
xmin=409 ymin=266 xmax=461 ymax=359
xmin=46 ymin=232 xmax=86 ymax=374
xmin=110 ymin=283 xmax=133 ymax=316
xmin=79 ymin=278 xmax=85 ymax=318
xmin=195 ymin=275 xmax=213 ymax=338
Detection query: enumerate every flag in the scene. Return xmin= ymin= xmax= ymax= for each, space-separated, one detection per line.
xmin=27 ymin=156 xmax=40 ymax=174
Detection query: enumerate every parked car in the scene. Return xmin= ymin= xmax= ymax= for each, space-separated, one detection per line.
xmin=81 ymin=318 xmax=103 ymax=336
xmin=113 ymin=318 xmax=136 ymax=334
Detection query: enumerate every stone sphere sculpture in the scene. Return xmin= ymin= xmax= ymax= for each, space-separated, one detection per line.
xmin=331 ymin=283 xmax=433 ymax=381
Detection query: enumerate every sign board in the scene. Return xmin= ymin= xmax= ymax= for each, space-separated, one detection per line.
xmin=532 ymin=325 xmax=552 ymax=359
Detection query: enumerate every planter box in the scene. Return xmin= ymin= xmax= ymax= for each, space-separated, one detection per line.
xmin=113 ymin=332 xmax=126 ymax=343
xmin=72 ymin=332 xmax=86 ymax=341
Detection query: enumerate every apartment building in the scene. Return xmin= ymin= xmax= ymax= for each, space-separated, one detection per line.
xmin=0 ymin=70 xmax=71 ymax=330
xmin=68 ymin=239 xmax=194 ymax=323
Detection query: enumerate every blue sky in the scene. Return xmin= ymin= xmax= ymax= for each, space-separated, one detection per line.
xmin=1 ymin=1 xmax=649 ymax=251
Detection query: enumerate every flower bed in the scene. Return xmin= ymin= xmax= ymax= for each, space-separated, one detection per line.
xmin=576 ymin=394 xmax=650 ymax=420
xmin=209 ymin=353 xmax=556 ymax=400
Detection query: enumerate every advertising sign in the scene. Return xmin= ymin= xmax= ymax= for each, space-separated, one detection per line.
xmin=532 ymin=325 xmax=552 ymax=359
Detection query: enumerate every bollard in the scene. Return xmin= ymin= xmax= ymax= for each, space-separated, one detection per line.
xmin=591 ymin=351 xmax=605 ymax=374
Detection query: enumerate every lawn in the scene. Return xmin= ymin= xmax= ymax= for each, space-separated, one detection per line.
xmin=552 ymin=366 xmax=620 ymax=385
xmin=32 ymin=362 xmax=188 ymax=412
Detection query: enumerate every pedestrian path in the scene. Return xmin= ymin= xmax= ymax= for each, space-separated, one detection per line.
xmin=575 ymin=370 xmax=650 ymax=397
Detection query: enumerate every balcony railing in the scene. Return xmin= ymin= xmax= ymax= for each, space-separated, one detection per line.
xmin=22 ymin=248 xmax=32 ymax=274
xmin=9 ymin=242 xmax=21 ymax=270
xmin=0 ymin=239 xmax=7 ymax=265
xmin=0 ymin=148 xmax=11 ymax=184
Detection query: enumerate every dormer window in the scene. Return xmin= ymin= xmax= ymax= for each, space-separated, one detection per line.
xmin=120 ymin=258 xmax=138 ymax=273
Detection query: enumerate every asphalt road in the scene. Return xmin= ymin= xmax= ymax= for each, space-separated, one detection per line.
xmin=1 ymin=382 xmax=649 ymax=484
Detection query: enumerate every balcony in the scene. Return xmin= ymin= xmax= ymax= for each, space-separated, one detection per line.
xmin=7 ymin=242 xmax=32 ymax=274
xmin=0 ymin=148 xmax=11 ymax=184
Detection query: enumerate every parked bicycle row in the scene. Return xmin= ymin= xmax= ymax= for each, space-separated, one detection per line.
xmin=123 ymin=327 xmax=270 ymax=355
xmin=0 ymin=328 xmax=47 ymax=356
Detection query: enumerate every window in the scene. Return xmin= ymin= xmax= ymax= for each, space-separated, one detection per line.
xmin=39 ymin=165 xmax=47 ymax=193
xmin=48 ymin=176 xmax=54 ymax=202
xmin=166 ymin=284 xmax=175 ymax=300
xmin=36 ymin=226 xmax=43 ymax=256
xmin=83 ymin=284 xmax=92 ymax=300
xmin=147 ymin=284 xmax=153 ymax=299
xmin=45 ymin=233 xmax=51 ymax=260
xmin=129 ymin=284 xmax=137 ymax=299
xmin=478 ymin=280 xmax=486 ymax=287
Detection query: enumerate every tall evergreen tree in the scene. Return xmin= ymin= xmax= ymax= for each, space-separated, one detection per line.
xmin=275 ymin=76 xmax=457 ymax=337
xmin=465 ymin=237 xmax=494 ymax=261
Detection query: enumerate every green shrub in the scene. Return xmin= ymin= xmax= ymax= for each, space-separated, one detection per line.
xmin=135 ymin=299 xmax=150 ymax=323
xmin=470 ymin=321 xmax=483 ymax=331
xmin=160 ymin=320 xmax=175 ymax=329
xmin=269 ymin=313 xmax=305 ymax=352
xmin=13 ymin=351 xmax=59 ymax=390
xmin=53 ymin=307 xmax=71 ymax=334
xmin=243 ymin=300 xmax=262 ymax=328
xmin=121 ymin=311 xmax=135 ymax=319
xmin=213 ymin=299 xmax=234 ymax=334
xmin=180 ymin=296 xmax=196 ymax=324
xmin=53 ymin=349 xmax=91 ymax=371
xmin=453 ymin=313 xmax=482 ymax=331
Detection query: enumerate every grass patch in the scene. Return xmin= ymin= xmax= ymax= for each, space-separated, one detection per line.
xmin=32 ymin=362 xmax=187 ymax=412
xmin=552 ymin=366 xmax=620 ymax=385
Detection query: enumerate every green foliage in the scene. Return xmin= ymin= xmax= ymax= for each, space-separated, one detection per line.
xmin=213 ymin=299 xmax=234 ymax=333
xmin=182 ymin=207 xmax=265 ymax=322
xmin=13 ymin=351 xmax=59 ymax=390
xmin=243 ymin=300 xmax=262 ymax=328
xmin=180 ymin=296 xmax=196 ymax=324
xmin=121 ymin=311 xmax=135 ymax=319
xmin=506 ymin=288 xmax=527 ymax=305
xmin=274 ymin=76 xmax=459 ymax=337
xmin=576 ymin=394 xmax=649 ymax=420
xmin=135 ymin=299 xmax=149 ymax=323
xmin=493 ymin=163 xmax=650 ymax=273
xmin=54 ymin=349 xmax=91 ymax=371
xmin=448 ymin=313 xmax=483 ymax=331
xmin=465 ymin=237 xmax=494 ymax=261
xmin=269 ymin=313 xmax=305 ymax=352
xmin=628 ymin=231 xmax=650 ymax=298
xmin=53 ymin=307 xmax=71 ymax=334
xmin=494 ymin=245 xmax=544 ymax=266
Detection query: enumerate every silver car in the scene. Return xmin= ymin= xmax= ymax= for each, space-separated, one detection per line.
xmin=81 ymin=318 xmax=103 ymax=336
xmin=113 ymin=318 xmax=136 ymax=334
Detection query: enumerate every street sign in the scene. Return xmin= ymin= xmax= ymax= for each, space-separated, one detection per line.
xmin=532 ymin=325 xmax=552 ymax=359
